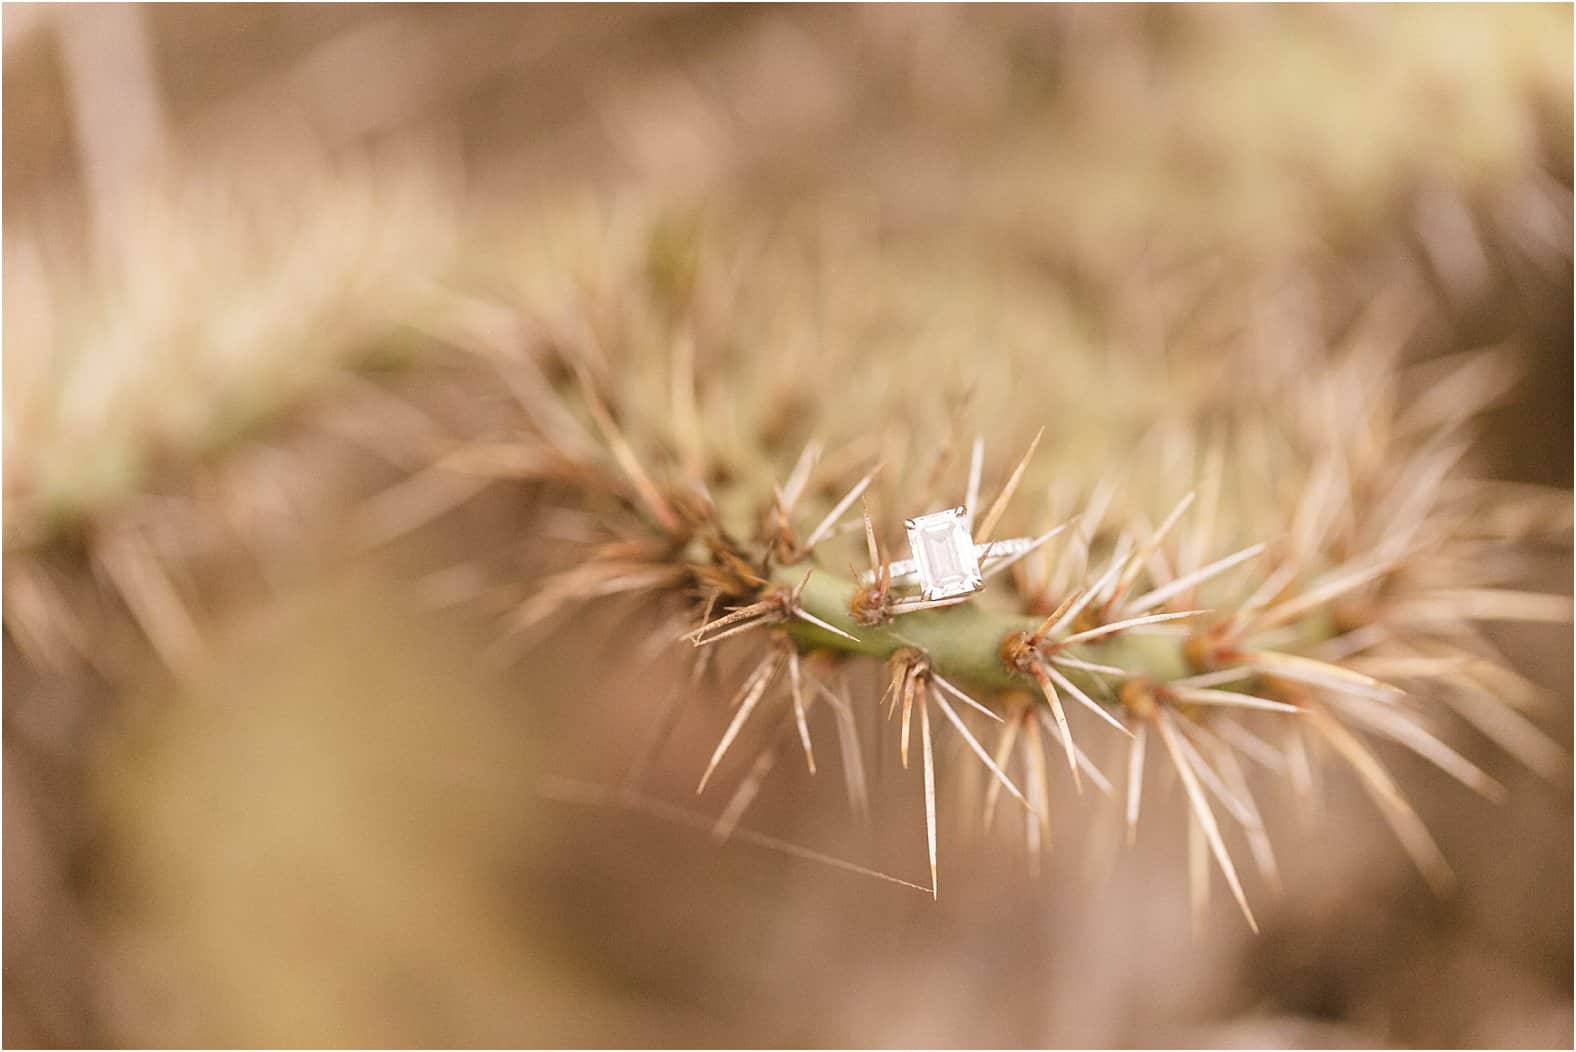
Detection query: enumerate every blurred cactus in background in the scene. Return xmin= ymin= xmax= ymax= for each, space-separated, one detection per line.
xmin=3 ymin=5 xmax=1571 ymax=1048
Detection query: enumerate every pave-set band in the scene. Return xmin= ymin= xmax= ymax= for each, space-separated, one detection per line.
xmin=865 ymin=536 xmax=1039 ymax=586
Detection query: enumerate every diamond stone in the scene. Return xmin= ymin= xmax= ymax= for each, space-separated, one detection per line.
xmin=904 ymin=506 xmax=983 ymax=601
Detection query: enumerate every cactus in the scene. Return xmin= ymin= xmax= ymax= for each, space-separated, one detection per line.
xmin=442 ymin=208 xmax=1570 ymax=928
xmin=3 ymin=0 xmax=1568 ymax=955
xmin=1 ymin=9 xmax=1568 ymax=1047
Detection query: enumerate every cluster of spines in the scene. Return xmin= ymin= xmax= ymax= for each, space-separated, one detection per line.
xmin=402 ymin=322 xmax=1570 ymax=929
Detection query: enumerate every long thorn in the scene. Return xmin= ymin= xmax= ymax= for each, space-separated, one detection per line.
xmin=1043 ymin=663 xmax=1133 ymax=737
xmin=900 ymin=665 xmax=918 ymax=768
xmin=714 ymin=745 xmax=780 ymax=842
xmin=815 ymin=674 xmax=871 ymax=822
xmin=688 ymin=597 xmax=776 ymax=643
xmin=697 ymin=650 xmax=783 ymax=794
xmin=1024 ymin=713 xmax=1052 ymax=865
xmin=780 ymin=438 xmax=823 ymax=518
xmin=1125 ymin=723 xmax=1147 ymax=846
xmin=791 ymin=607 xmax=861 ymax=642
xmin=1114 ymin=491 xmax=1197 ymax=601
xmin=692 ymin=617 xmax=772 ymax=647
xmin=1246 ymin=650 xmax=1404 ymax=704
xmin=930 ymin=672 xmax=1004 ymax=722
xmin=1125 ymin=543 xmax=1267 ymax=616
xmin=1041 ymin=541 xmax=1131 ymax=641
xmin=575 ymin=364 xmax=681 ymax=533
xmin=862 ymin=497 xmax=882 ymax=574
xmin=803 ymin=465 xmax=882 ymax=552
xmin=964 ymin=435 xmax=985 ymax=528
xmin=1250 ymin=556 xmax=1404 ymax=633
xmin=789 ymin=650 xmax=816 ymax=774
xmin=931 ymin=686 xmax=1033 ymax=810
xmin=981 ymin=523 xmax=1071 ymax=582
xmin=976 ymin=426 xmax=1044 ymax=543
xmin=1157 ymin=711 xmax=1258 ymax=932
xmin=1322 ymin=692 xmax=1504 ymax=801
xmin=1307 ymin=707 xmax=1454 ymax=894
xmin=540 ymin=777 xmax=930 ymax=893
xmin=1057 ymin=609 xmax=1208 ymax=648
xmin=920 ymin=691 xmax=938 ymax=900
xmin=1030 ymin=662 xmax=1082 ymax=792
xmin=1050 ymin=654 xmax=1128 ymax=677
xmin=1036 ymin=709 xmax=1115 ymax=795
xmin=1168 ymin=687 xmax=1303 ymax=714
xmin=982 ymin=712 xmax=1023 ymax=832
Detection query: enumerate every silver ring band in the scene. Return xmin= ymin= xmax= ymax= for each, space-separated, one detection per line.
xmin=860 ymin=536 xmax=1038 ymax=586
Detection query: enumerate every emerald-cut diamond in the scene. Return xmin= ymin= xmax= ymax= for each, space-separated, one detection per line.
xmin=904 ymin=506 xmax=984 ymax=601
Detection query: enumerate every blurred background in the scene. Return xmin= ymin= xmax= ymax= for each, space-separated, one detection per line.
xmin=3 ymin=5 xmax=1572 ymax=1048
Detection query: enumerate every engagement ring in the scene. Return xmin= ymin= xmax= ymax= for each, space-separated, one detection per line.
xmin=861 ymin=506 xmax=1039 ymax=602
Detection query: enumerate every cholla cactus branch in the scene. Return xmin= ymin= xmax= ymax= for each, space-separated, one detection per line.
xmin=401 ymin=208 xmax=1575 ymax=927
